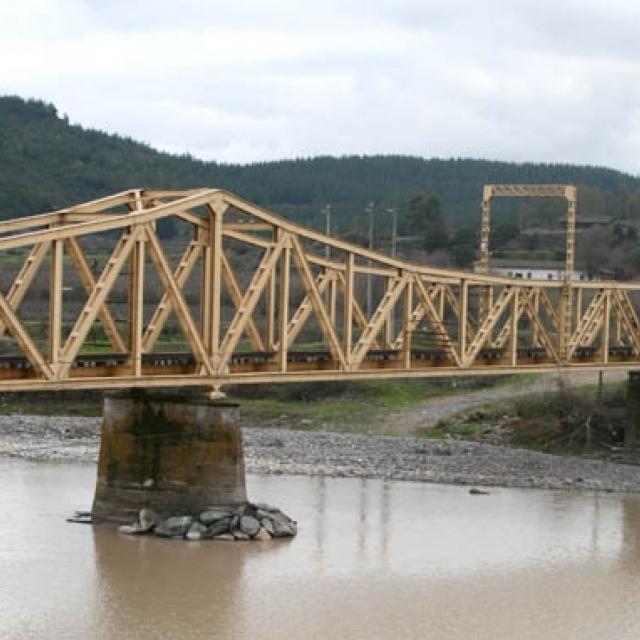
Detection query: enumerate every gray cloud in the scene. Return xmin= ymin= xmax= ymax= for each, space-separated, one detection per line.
xmin=0 ymin=1 xmax=639 ymax=172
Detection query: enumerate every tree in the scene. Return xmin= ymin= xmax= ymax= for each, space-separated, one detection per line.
xmin=401 ymin=193 xmax=448 ymax=252
xmin=450 ymin=225 xmax=477 ymax=267
xmin=492 ymin=221 xmax=520 ymax=250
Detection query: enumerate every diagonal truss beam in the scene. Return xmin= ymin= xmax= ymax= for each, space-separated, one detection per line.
xmin=566 ymin=290 xmax=606 ymax=358
xmin=413 ymin=277 xmax=462 ymax=366
xmin=350 ymin=274 xmax=410 ymax=368
xmin=276 ymin=270 xmax=334 ymax=350
xmin=0 ymin=289 xmax=52 ymax=379
xmin=142 ymin=238 xmax=202 ymax=353
xmin=64 ymin=237 xmax=127 ymax=353
xmin=290 ymin=236 xmax=346 ymax=368
xmin=392 ymin=283 xmax=441 ymax=350
xmin=0 ymin=242 xmax=50 ymax=338
xmin=335 ymin=271 xmax=381 ymax=350
xmin=58 ymin=228 xmax=141 ymax=377
xmin=463 ymin=287 xmax=514 ymax=367
xmin=145 ymin=225 xmax=213 ymax=375
xmin=613 ymin=290 xmax=640 ymax=354
xmin=519 ymin=292 xmax=560 ymax=362
xmin=220 ymin=249 xmax=265 ymax=351
xmin=493 ymin=289 xmax=534 ymax=349
xmin=216 ymin=234 xmax=288 ymax=374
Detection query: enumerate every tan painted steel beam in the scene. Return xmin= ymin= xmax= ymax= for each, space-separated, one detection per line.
xmin=216 ymin=234 xmax=288 ymax=374
xmin=220 ymin=249 xmax=265 ymax=351
xmin=145 ymin=226 xmax=213 ymax=375
xmin=65 ymin=237 xmax=127 ymax=353
xmin=350 ymin=274 xmax=410 ymax=368
xmin=290 ymin=235 xmax=346 ymax=368
xmin=58 ymin=228 xmax=140 ymax=377
xmin=144 ymin=238 xmax=202 ymax=353
xmin=0 ymin=242 xmax=50 ymax=338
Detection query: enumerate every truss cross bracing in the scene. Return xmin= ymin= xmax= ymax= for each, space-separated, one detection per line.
xmin=0 ymin=186 xmax=636 ymax=393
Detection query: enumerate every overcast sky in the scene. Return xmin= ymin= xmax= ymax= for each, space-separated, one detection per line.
xmin=1 ymin=0 xmax=640 ymax=173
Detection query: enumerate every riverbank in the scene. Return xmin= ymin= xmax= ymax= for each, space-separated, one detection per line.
xmin=2 ymin=414 xmax=640 ymax=492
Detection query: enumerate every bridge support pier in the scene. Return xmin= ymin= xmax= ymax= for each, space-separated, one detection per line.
xmin=626 ymin=372 xmax=640 ymax=449
xmin=91 ymin=391 xmax=247 ymax=523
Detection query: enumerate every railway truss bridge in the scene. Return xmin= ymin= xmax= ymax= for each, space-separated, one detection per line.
xmin=0 ymin=184 xmax=637 ymax=394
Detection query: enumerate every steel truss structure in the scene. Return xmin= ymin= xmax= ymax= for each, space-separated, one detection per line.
xmin=0 ymin=186 xmax=637 ymax=393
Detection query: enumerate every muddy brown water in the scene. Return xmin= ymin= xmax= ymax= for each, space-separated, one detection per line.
xmin=2 ymin=458 xmax=640 ymax=639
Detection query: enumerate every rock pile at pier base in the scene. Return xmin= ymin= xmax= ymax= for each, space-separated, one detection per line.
xmin=117 ymin=502 xmax=297 ymax=541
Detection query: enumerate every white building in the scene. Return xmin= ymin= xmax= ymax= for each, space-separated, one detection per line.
xmin=476 ymin=259 xmax=596 ymax=282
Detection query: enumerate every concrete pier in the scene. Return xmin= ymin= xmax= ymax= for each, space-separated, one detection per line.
xmin=91 ymin=391 xmax=247 ymax=523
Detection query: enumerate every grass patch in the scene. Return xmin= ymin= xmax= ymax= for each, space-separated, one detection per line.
xmin=415 ymin=421 xmax=490 ymax=440
xmin=418 ymin=383 xmax=629 ymax=455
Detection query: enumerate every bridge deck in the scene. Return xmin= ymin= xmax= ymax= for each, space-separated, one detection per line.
xmin=0 ymin=348 xmax=634 ymax=391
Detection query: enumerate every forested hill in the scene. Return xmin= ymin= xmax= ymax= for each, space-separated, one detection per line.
xmin=1 ymin=95 xmax=638 ymax=232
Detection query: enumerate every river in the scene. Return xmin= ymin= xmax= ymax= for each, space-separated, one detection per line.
xmin=2 ymin=457 xmax=640 ymax=639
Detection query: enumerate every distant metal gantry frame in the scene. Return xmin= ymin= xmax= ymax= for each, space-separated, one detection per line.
xmin=0 ymin=184 xmax=637 ymax=393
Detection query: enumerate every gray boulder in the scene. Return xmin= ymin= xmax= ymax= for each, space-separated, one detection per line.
xmin=261 ymin=518 xmax=274 ymax=536
xmin=138 ymin=508 xmax=159 ymax=532
xmin=200 ymin=508 xmax=234 ymax=525
xmin=154 ymin=516 xmax=193 ymax=538
xmin=186 ymin=521 xmax=208 ymax=541
xmin=239 ymin=516 xmax=261 ymax=537
xmin=117 ymin=523 xmax=145 ymax=535
xmin=270 ymin=512 xmax=297 ymax=538
xmin=207 ymin=516 xmax=232 ymax=537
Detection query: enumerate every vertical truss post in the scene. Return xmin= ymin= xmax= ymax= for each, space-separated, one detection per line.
xmin=510 ymin=289 xmax=519 ymax=366
xmin=384 ymin=276 xmax=393 ymax=348
xmin=403 ymin=276 xmax=413 ymax=369
xmin=560 ymin=186 xmax=577 ymax=362
xmin=479 ymin=187 xmax=493 ymax=325
xmin=278 ymin=233 xmax=290 ymax=372
xmin=613 ymin=292 xmax=621 ymax=345
xmin=343 ymin=253 xmax=354 ymax=365
xmin=129 ymin=234 xmax=145 ymax=376
xmin=459 ymin=278 xmax=468 ymax=362
xmin=479 ymin=187 xmax=492 ymax=273
xmin=207 ymin=202 xmax=224 ymax=367
xmin=49 ymin=238 xmax=63 ymax=371
xmin=575 ymin=287 xmax=583 ymax=329
xmin=201 ymin=227 xmax=212 ymax=350
xmin=531 ymin=289 xmax=540 ymax=347
xmin=328 ymin=273 xmax=337 ymax=326
xmin=602 ymin=291 xmax=611 ymax=364
xmin=265 ymin=229 xmax=277 ymax=351
xmin=438 ymin=286 xmax=445 ymax=323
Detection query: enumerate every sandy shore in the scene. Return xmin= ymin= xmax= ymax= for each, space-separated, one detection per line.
xmin=1 ymin=413 xmax=640 ymax=492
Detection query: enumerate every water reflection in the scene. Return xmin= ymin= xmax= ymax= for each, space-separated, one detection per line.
xmin=2 ymin=458 xmax=640 ymax=639
xmin=620 ymin=496 xmax=640 ymax=567
xmin=91 ymin=526 xmax=246 ymax=638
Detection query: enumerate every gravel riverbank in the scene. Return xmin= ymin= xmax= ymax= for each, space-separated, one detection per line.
xmin=2 ymin=413 xmax=640 ymax=492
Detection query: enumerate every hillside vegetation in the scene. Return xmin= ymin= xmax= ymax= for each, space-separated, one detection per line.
xmin=4 ymin=95 xmax=640 ymax=273
xmin=2 ymin=96 xmax=638 ymax=222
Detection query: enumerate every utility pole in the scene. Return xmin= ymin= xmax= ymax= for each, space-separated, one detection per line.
xmin=366 ymin=202 xmax=374 ymax=317
xmin=388 ymin=207 xmax=397 ymax=336
xmin=388 ymin=207 xmax=397 ymax=258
